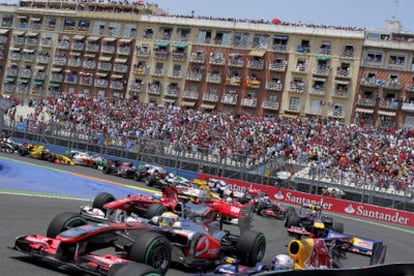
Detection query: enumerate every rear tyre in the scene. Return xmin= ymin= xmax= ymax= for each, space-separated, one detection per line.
xmin=109 ymin=262 xmax=162 ymax=276
xmin=236 ymin=230 xmax=266 ymax=266
xmin=103 ymin=165 xmax=112 ymax=174
xmin=92 ymin=192 xmax=115 ymax=214
xmin=18 ymin=148 xmax=27 ymax=156
xmin=128 ymin=231 xmax=171 ymax=275
xmin=285 ymin=211 xmax=300 ymax=228
xmin=333 ymin=222 xmax=344 ymax=233
xmin=146 ymin=204 xmax=168 ymax=219
xmin=46 ymin=212 xmax=87 ymax=238
xmin=146 ymin=176 xmax=157 ymax=187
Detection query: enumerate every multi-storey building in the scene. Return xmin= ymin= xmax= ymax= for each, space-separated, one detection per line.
xmin=0 ymin=0 xmax=413 ymax=127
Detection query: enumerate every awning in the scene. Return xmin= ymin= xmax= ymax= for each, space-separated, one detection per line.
xmin=18 ymin=78 xmax=29 ymax=83
xmin=155 ymin=41 xmax=169 ymax=47
xmin=181 ymin=101 xmax=196 ymax=107
xmin=355 ymin=108 xmax=374 ymax=114
xmin=73 ymin=35 xmax=85 ymax=40
xmin=273 ymin=35 xmax=288 ymax=40
xmin=172 ymin=43 xmax=187 ymax=48
xmin=51 ymin=67 xmax=63 ymax=72
xmin=69 ymin=51 xmax=81 ymax=56
xmin=49 ymin=82 xmax=61 ymax=87
xmin=84 ymin=53 xmax=96 ymax=58
xmin=13 ymin=30 xmax=25 ymax=36
xmin=96 ymin=72 xmax=108 ymax=77
xmin=115 ymin=58 xmax=127 ymax=63
xmin=35 ymin=65 xmax=45 ymax=70
xmin=0 ymin=29 xmax=9 ymax=34
xmin=118 ymin=38 xmax=132 ymax=43
xmin=316 ymin=55 xmax=330 ymax=61
xmin=10 ymin=47 xmax=20 ymax=52
xmin=22 ymin=48 xmax=35 ymax=53
xmin=200 ymin=103 xmax=215 ymax=109
xmin=25 ymin=32 xmax=39 ymax=37
xmin=335 ymin=79 xmax=349 ymax=85
xmin=32 ymin=80 xmax=43 ymax=85
xmin=249 ymin=50 xmax=266 ymax=57
xmin=16 ymin=15 xmax=27 ymax=19
xmin=98 ymin=56 xmax=112 ymax=61
xmin=177 ymin=27 xmax=191 ymax=31
xmin=378 ymin=110 xmax=396 ymax=116
xmin=312 ymin=77 xmax=326 ymax=82
xmin=30 ymin=17 xmax=41 ymax=21
xmin=159 ymin=26 xmax=172 ymax=30
xmin=103 ymin=37 xmax=117 ymax=42
xmin=163 ymin=98 xmax=176 ymax=104
xmin=111 ymin=74 xmax=123 ymax=79
xmin=87 ymin=36 xmax=100 ymax=41
xmin=4 ymin=77 xmax=15 ymax=82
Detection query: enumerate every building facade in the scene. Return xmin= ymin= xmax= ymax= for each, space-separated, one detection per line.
xmin=0 ymin=1 xmax=413 ymax=127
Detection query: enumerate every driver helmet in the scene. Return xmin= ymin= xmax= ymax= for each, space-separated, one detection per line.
xmin=271 ymin=254 xmax=294 ymax=271
xmin=313 ymin=221 xmax=326 ymax=238
xmin=159 ymin=211 xmax=179 ymax=228
xmin=168 ymin=172 xmax=175 ymax=178
xmin=226 ymin=197 xmax=233 ymax=204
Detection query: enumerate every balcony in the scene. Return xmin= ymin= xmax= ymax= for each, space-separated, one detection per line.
xmin=152 ymin=68 xmax=164 ymax=77
xmin=262 ymin=101 xmax=279 ymax=110
xmin=169 ymin=70 xmax=182 ymax=79
xmin=22 ymin=53 xmax=36 ymax=63
xmin=130 ymin=82 xmax=144 ymax=92
xmin=68 ymin=58 xmax=82 ymax=67
xmin=293 ymin=64 xmax=307 ymax=73
xmin=71 ymin=42 xmax=85 ymax=51
xmin=266 ymin=81 xmax=283 ymax=91
xmin=33 ymin=72 xmax=45 ymax=80
xmin=385 ymin=80 xmax=402 ymax=90
xmin=272 ymin=44 xmax=288 ymax=52
xmin=327 ymin=109 xmax=345 ymax=118
xmin=154 ymin=50 xmax=169 ymax=59
xmin=25 ymin=37 xmax=39 ymax=46
xmin=97 ymin=62 xmax=112 ymax=71
xmin=306 ymin=107 xmax=322 ymax=116
xmin=64 ymin=75 xmax=78 ymax=84
xmin=94 ymin=79 xmax=108 ymax=88
xmin=287 ymin=104 xmax=301 ymax=113
xmin=13 ymin=37 xmax=25 ymax=45
xmin=190 ymin=54 xmax=205 ymax=63
xmin=110 ymin=80 xmax=124 ymax=90
xmin=240 ymin=97 xmax=257 ymax=107
xmin=312 ymin=66 xmax=330 ymax=76
xmin=225 ymin=77 xmax=242 ymax=86
xmin=309 ymin=87 xmax=326 ymax=96
xmin=165 ymin=87 xmax=179 ymax=97
xmin=85 ymin=43 xmax=99 ymax=52
xmin=134 ymin=66 xmax=148 ymax=75
xmin=40 ymin=38 xmax=52 ymax=48
xmin=331 ymin=89 xmax=349 ymax=99
xmin=3 ymin=84 xmax=16 ymax=93
xmin=102 ymin=45 xmax=115 ymax=54
xmin=356 ymin=98 xmax=376 ymax=107
xmin=136 ymin=48 xmax=150 ymax=57
xmin=336 ymin=69 xmax=351 ymax=78
xmin=269 ymin=62 xmax=287 ymax=72
xmin=247 ymin=60 xmax=264 ymax=70
xmin=37 ymin=55 xmax=50 ymax=64
xmin=171 ymin=52 xmax=186 ymax=61
xmin=202 ymin=94 xmax=219 ymax=102
xmin=402 ymin=102 xmax=414 ymax=112
xmin=50 ymin=74 xmax=63 ymax=83
xmin=245 ymin=79 xmax=261 ymax=89
xmin=113 ymin=63 xmax=128 ymax=73
xmin=79 ymin=76 xmax=94 ymax=86
xmin=54 ymin=57 xmax=67 ymax=66
xmin=6 ymin=68 xmax=18 ymax=76
xmin=118 ymin=46 xmax=131 ymax=56
xmin=148 ymin=85 xmax=162 ymax=95
xmin=57 ymin=40 xmax=70 ymax=49
xmin=228 ymin=59 xmax=244 ymax=67
xmin=18 ymin=69 xmax=32 ymax=78
xmin=341 ymin=49 xmax=354 ymax=58
xmin=183 ymin=91 xmax=199 ymax=100
xmin=363 ymin=58 xmax=383 ymax=67
xmin=209 ymin=56 xmax=225 ymax=66
xmin=207 ymin=73 xmax=222 ymax=83
xmin=83 ymin=60 xmax=96 ymax=69
xmin=378 ymin=100 xmax=399 ymax=110
xmin=221 ymin=95 xmax=237 ymax=105
xmin=186 ymin=71 xmax=202 ymax=81
xmin=288 ymin=83 xmax=305 ymax=93
xmin=16 ymin=84 xmax=29 ymax=94
xmin=406 ymin=84 xmax=414 ymax=92
xmin=10 ymin=52 xmax=21 ymax=61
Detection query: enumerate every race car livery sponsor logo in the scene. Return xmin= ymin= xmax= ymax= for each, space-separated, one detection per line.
xmin=355 ymin=205 xmax=410 ymax=225
xmin=345 ymin=204 xmax=355 ymax=214
xmin=274 ymin=191 xmax=284 ymax=200
xmin=284 ymin=191 xmax=334 ymax=211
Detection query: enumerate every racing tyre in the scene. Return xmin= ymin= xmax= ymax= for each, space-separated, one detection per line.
xmin=146 ymin=176 xmax=157 ymax=187
xmin=333 ymin=222 xmax=344 ymax=233
xmin=109 ymin=262 xmax=162 ymax=276
xmin=128 ymin=231 xmax=171 ymax=275
xmin=134 ymin=173 xmax=143 ymax=182
xmin=286 ymin=207 xmax=296 ymax=216
xmin=236 ymin=230 xmax=266 ymax=266
xmin=92 ymin=192 xmax=115 ymax=213
xmin=47 ymin=154 xmax=56 ymax=162
xmin=46 ymin=212 xmax=87 ymax=238
xmin=146 ymin=204 xmax=167 ymax=219
xmin=284 ymin=212 xmax=300 ymax=228
xmin=103 ymin=165 xmax=112 ymax=174
xmin=18 ymin=148 xmax=27 ymax=156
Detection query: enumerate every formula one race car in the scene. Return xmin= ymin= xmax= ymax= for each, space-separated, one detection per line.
xmin=0 ymin=136 xmax=19 ymax=153
xmin=12 ymin=212 xmax=172 ymax=275
xmin=134 ymin=164 xmax=169 ymax=187
xmin=284 ymin=203 xmax=344 ymax=234
xmin=102 ymin=160 xmax=136 ymax=179
xmin=66 ymin=149 xmax=107 ymax=168
xmin=255 ymin=198 xmax=288 ymax=220
xmin=18 ymin=143 xmax=76 ymax=165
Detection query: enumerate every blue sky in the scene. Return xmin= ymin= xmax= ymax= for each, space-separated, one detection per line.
xmin=151 ymin=0 xmax=413 ymax=31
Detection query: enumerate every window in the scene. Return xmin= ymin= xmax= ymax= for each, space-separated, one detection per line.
xmin=214 ymin=30 xmax=231 ymax=46
xmin=63 ymin=18 xmax=75 ymax=31
xmin=268 ymin=95 xmax=277 ymax=102
xmin=233 ymin=32 xmax=249 ymax=48
xmin=123 ymin=24 xmax=137 ymax=38
xmin=1 ymin=15 xmax=13 ymax=27
xmin=142 ymin=27 xmax=153 ymax=39
xmin=46 ymin=18 xmax=56 ymax=30
xmin=159 ymin=26 xmax=172 ymax=40
xmin=177 ymin=28 xmax=190 ymax=41
xmin=92 ymin=21 xmax=105 ymax=35
xmin=366 ymin=51 xmax=383 ymax=63
xmin=289 ymin=97 xmax=300 ymax=111
xmin=272 ymin=35 xmax=288 ymax=51
xmin=79 ymin=20 xmax=90 ymax=32
xmin=320 ymin=41 xmax=331 ymax=55
xmin=197 ymin=29 xmax=212 ymax=44
xmin=252 ymin=33 xmax=269 ymax=49
xmin=367 ymin=32 xmax=380 ymax=40
xmin=388 ymin=54 xmax=405 ymax=65
xmin=108 ymin=22 xmax=120 ymax=37
xmin=343 ymin=44 xmax=354 ymax=57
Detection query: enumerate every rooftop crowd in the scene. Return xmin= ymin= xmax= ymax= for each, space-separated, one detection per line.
xmin=6 ymin=94 xmax=414 ymax=196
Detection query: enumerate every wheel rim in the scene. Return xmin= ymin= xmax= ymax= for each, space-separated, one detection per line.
xmin=149 ymin=245 xmax=170 ymax=271
xmin=255 ymin=238 xmax=266 ymax=261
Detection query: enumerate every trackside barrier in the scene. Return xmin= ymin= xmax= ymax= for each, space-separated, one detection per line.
xmin=198 ymin=173 xmax=414 ymax=228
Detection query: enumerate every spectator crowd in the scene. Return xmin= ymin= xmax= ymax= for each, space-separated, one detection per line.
xmin=7 ymin=94 xmax=414 ymax=196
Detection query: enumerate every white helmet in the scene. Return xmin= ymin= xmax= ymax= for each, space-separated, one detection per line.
xmin=226 ymin=197 xmax=233 ymax=204
xmin=271 ymin=254 xmax=293 ymax=271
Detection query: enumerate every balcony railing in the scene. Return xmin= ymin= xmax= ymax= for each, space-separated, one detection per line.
xmin=265 ymin=82 xmax=283 ymax=91
xmin=83 ymin=60 xmax=96 ymax=69
xmin=171 ymin=52 xmax=186 ymax=61
xmin=262 ymin=101 xmax=279 ymax=110
xmin=165 ymin=87 xmax=179 ymax=97
xmin=225 ymin=77 xmax=241 ymax=86
xmin=206 ymin=74 xmax=221 ymax=83
xmin=85 ymin=44 xmax=99 ymax=52
xmin=152 ymin=69 xmax=164 ymax=76
xmin=136 ymin=48 xmax=150 ymax=57
xmin=378 ymin=100 xmax=399 ymax=110
xmin=309 ymin=87 xmax=326 ymax=96
xmin=6 ymin=68 xmax=18 ymax=76
xmin=287 ymin=104 xmax=301 ymax=112
xmin=68 ymin=58 xmax=82 ymax=67
xmin=228 ymin=59 xmax=244 ymax=67
xmin=269 ymin=63 xmax=287 ymax=71
xmin=18 ymin=69 xmax=32 ymax=78
xmin=182 ymin=91 xmax=199 ymax=100
xmin=288 ymin=83 xmax=305 ymax=93
xmin=154 ymin=51 xmax=169 ymax=59
xmin=190 ymin=54 xmax=205 ymax=63
xmin=148 ymin=85 xmax=162 ymax=95
xmin=221 ymin=95 xmax=237 ymax=105
xmin=134 ymin=67 xmax=148 ymax=75
xmin=71 ymin=42 xmax=85 ymax=51
xmin=130 ymin=82 xmax=144 ymax=92
xmin=113 ymin=64 xmax=128 ymax=73
xmin=64 ymin=75 xmax=78 ymax=84
xmin=356 ymin=98 xmax=376 ymax=107
xmin=202 ymin=94 xmax=218 ymax=102
xmin=186 ymin=71 xmax=202 ymax=81
xmin=406 ymin=84 xmax=414 ymax=92
xmin=94 ymin=79 xmax=109 ymax=88
xmin=169 ymin=70 xmax=182 ymax=79
xmin=327 ymin=110 xmax=345 ymax=118
xmin=312 ymin=66 xmax=330 ymax=76
xmin=245 ymin=79 xmax=261 ymax=88
xmin=50 ymin=74 xmax=63 ymax=83
xmin=401 ymin=102 xmax=414 ymax=111
xmin=209 ymin=57 xmax=225 ymax=65
xmin=37 ymin=55 xmax=50 ymax=64
xmin=240 ymin=98 xmax=257 ymax=107
xmin=331 ymin=89 xmax=349 ymax=98
xmin=360 ymin=79 xmax=379 ymax=87
xmin=97 ymin=62 xmax=112 ymax=71
xmin=57 ymin=40 xmax=70 ymax=49
xmin=247 ymin=60 xmax=264 ymax=70
xmin=102 ymin=45 xmax=115 ymax=54
xmin=336 ymin=69 xmax=351 ymax=78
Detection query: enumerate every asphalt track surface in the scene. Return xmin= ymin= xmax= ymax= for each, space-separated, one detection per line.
xmin=1 ymin=151 xmax=414 ymax=276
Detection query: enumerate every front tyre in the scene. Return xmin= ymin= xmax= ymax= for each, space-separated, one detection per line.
xmin=128 ymin=231 xmax=171 ymax=275
xmin=109 ymin=262 xmax=162 ymax=276
xmin=46 ymin=212 xmax=87 ymax=238
xmin=236 ymin=230 xmax=266 ymax=266
xmin=92 ymin=192 xmax=115 ymax=214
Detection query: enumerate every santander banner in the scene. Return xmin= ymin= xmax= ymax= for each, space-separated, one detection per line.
xmin=199 ymin=173 xmax=414 ymax=228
